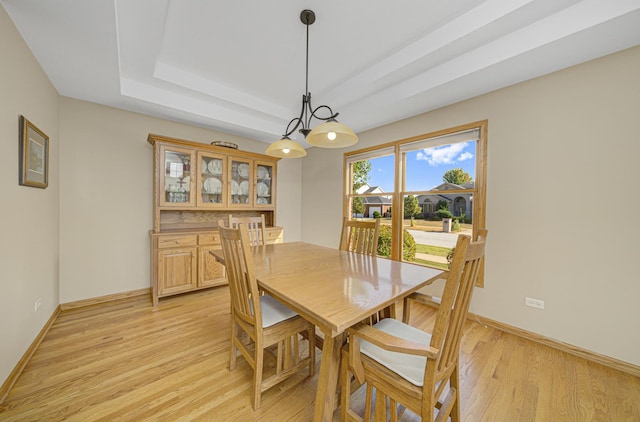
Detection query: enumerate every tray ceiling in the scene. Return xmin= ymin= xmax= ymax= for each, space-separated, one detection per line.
xmin=3 ymin=0 xmax=640 ymax=147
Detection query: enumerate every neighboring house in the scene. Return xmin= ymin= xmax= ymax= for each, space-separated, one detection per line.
xmin=355 ymin=184 xmax=392 ymax=218
xmin=417 ymin=182 xmax=474 ymax=219
xmin=354 ymin=182 xmax=473 ymax=219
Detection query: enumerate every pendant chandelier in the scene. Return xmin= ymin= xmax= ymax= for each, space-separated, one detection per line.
xmin=265 ymin=10 xmax=358 ymax=158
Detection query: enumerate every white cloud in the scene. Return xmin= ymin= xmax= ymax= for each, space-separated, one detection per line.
xmin=458 ymin=152 xmax=473 ymax=162
xmin=416 ymin=142 xmax=472 ymax=166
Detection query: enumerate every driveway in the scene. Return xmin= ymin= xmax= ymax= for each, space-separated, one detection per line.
xmin=406 ymin=228 xmax=472 ymax=248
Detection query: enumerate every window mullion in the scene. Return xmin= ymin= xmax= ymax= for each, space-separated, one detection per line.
xmin=391 ymin=145 xmax=403 ymax=261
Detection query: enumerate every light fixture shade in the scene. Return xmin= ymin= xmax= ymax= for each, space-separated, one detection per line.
xmin=306 ymin=120 xmax=358 ymax=148
xmin=265 ymin=136 xmax=307 ymax=158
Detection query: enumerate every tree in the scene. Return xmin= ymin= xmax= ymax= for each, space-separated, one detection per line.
xmin=403 ymin=195 xmax=421 ymax=218
xmin=443 ymin=168 xmax=472 ymax=185
xmin=352 ymin=160 xmax=371 ymax=191
xmin=377 ymin=225 xmax=416 ymax=261
xmin=351 ymin=160 xmax=371 ymax=216
xmin=436 ymin=199 xmax=449 ymax=211
xmin=352 ymin=197 xmax=365 ymax=217
xmin=435 ymin=208 xmax=453 ymax=219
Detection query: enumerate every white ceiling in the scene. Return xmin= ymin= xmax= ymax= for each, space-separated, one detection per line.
xmin=3 ymin=0 xmax=640 ymax=148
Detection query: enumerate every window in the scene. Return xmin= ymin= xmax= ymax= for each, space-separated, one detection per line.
xmin=344 ymin=121 xmax=487 ymax=285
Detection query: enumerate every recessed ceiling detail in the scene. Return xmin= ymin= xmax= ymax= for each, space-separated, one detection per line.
xmin=3 ymin=0 xmax=639 ymax=147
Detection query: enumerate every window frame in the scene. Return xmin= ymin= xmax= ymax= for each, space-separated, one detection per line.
xmin=343 ymin=120 xmax=487 ymax=286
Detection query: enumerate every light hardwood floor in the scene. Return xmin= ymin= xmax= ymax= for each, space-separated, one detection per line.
xmin=1 ymin=287 xmax=639 ymax=421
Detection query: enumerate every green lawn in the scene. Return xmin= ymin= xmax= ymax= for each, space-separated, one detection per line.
xmin=414 ymin=244 xmax=452 ymax=269
xmin=414 ymin=258 xmax=450 ymax=270
xmin=376 ymin=217 xmax=472 ymax=233
xmin=362 ymin=217 xmax=460 ymax=270
xmin=415 ymin=244 xmax=452 ymax=257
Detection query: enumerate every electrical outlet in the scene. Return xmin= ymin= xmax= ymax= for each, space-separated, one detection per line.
xmin=34 ymin=298 xmax=42 ymax=312
xmin=525 ymin=297 xmax=544 ymax=310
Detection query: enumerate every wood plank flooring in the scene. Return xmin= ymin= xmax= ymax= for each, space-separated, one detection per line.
xmin=1 ymin=287 xmax=639 ymax=421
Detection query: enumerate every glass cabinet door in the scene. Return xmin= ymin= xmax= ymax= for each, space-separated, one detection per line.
xmin=255 ymin=161 xmax=275 ymax=207
xmin=198 ymin=152 xmax=225 ymax=207
xmin=228 ymin=158 xmax=252 ymax=207
xmin=160 ymin=146 xmax=195 ymax=207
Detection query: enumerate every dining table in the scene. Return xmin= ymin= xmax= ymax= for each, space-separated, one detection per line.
xmin=211 ymin=241 xmax=444 ymax=422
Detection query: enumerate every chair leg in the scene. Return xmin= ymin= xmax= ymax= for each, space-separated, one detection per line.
xmin=252 ymin=343 xmax=264 ymax=410
xmin=285 ymin=337 xmax=293 ymax=372
xmin=435 ymin=388 xmax=455 ymax=422
xmin=402 ymin=297 xmax=411 ymax=324
xmin=449 ymin=365 xmax=461 ymax=422
xmin=308 ymin=326 xmax=316 ymax=377
xmin=276 ymin=339 xmax=283 ymax=376
xmin=364 ymin=384 xmax=373 ymax=422
xmin=229 ymin=321 xmax=238 ymax=370
xmin=340 ymin=349 xmax=351 ymax=422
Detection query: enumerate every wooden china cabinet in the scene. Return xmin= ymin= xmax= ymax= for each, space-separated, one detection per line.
xmin=148 ymin=134 xmax=282 ymax=305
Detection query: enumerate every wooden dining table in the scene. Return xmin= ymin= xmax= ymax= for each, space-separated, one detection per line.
xmin=212 ymin=241 xmax=444 ymax=421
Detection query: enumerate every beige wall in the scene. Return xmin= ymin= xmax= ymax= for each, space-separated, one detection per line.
xmin=58 ymin=98 xmax=303 ymax=303
xmin=3 ymin=0 xmax=639 ymax=390
xmin=1 ymin=2 xmax=303 ymax=387
xmin=301 ymin=45 xmax=640 ymax=366
xmin=0 ymin=6 xmax=60 ymax=386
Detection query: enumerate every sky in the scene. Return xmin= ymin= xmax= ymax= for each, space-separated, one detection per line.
xmin=365 ymin=141 xmax=476 ymax=192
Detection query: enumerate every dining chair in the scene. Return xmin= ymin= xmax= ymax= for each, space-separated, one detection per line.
xmin=218 ymin=223 xmax=315 ymax=410
xmin=340 ymin=229 xmax=488 ymax=422
xmin=339 ymin=218 xmax=391 ymax=324
xmin=228 ymin=214 xmax=266 ymax=246
xmin=339 ymin=217 xmax=381 ymax=256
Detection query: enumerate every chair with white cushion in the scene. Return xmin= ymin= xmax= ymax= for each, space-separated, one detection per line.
xmin=339 ymin=217 xmax=380 ymax=257
xmin=218 ymin=223 xmax=315 ymax=410
xmin=339 ymin=217 xmax=391 ymax=324
xmin=228 ymin=214 xmax=266 ymax=246
xmin=340 ymin=229 xmax=488 ymax=422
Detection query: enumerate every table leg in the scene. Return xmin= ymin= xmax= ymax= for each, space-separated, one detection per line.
xmin=313 ymin=331 xmax=345 ymax=422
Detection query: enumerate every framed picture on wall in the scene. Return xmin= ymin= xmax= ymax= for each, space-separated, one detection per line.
xmin=19 ymin=115 xmax=49 ymax=189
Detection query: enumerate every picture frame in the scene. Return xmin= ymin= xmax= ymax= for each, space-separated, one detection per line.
xmin=19 ymin=115 xmax=49 ymax=189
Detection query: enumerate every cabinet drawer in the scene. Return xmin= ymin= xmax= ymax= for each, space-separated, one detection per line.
xmin=157 ymin=235 xmax=197 ymax=249
xmin=198 ymin=232 xmax=221 ymax=246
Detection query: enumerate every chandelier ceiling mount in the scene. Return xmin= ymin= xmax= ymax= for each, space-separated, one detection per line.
xmin=265 ymin=9 xmax=358 ymax=158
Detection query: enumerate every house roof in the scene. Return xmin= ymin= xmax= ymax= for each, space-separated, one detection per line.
xmin=361 ymin=186 xmax=384 ymax=194
xmin=432 ymin=181 xmax=475 ymax=191
xmin=363 ymin=196 xmax=392 ymax=205
xmin=417 ymin=194 xmax=453 ymax=204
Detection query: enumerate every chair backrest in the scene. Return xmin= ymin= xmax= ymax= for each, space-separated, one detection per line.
xmin=339 ymin=218 xmax=381 ymax=256
xmin=228 ymin=214 xmax=266 ymax=246
xmin=218 ymin=223 xmax=262 ymax=330
xmin=426 ymin=229 xmax=488 ymax=385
